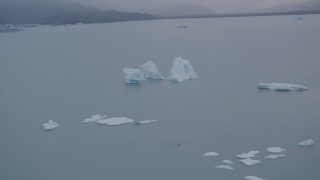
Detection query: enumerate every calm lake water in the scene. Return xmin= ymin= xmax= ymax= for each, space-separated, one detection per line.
xmin=1 ymin=15 xmax=320 ymax=180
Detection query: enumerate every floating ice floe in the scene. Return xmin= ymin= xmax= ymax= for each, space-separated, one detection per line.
xmin=42 ymin=119 xmax=59 ymax=130
xmin=167 ymin=57 xmax=198 ymax=82
xmin=123 ymin=68 xmax=145 ymax=84
xmin=266 ymin=147 xmax=286 ymax=153
xmin=222 ymin=160 xmax=234 ymax=164
xmin=215 ymin=165 xmax=234 ymax=170
xmin=139 ymin=61 xmax=165 ymax=80
xmin=264 ymin=154 xmax=286 ymax=159
xmin=236 ymin=151 xmax=260 ymax=159
xmin=203 ymin=152 xmax=219 ymax=156
xmin=240 ymin=158 xmax=261 ymax=166
xmin=134 ymin=120 xmax=158 ymax=125
xmin=96 ymin=117 xmax=134 ymax=126
xmin=175 ymin=25 xmax=188 ymax=28
xmin=82 ymin=114 xmax=107 ymax=123
xmin=258 ymin=83 xmax=308 ymax=91
xmin=245 ymin=176 xmax=266 ymax=180
xmin=297 ymin=139 xmax=314 ymax=147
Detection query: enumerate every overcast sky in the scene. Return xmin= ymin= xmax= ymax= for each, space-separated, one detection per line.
xmin=67 ymin=0 xmax=319 ymax=13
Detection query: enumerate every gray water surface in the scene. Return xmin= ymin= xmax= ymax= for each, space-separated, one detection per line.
xmin=1 ymin=15 xmax=320 ymax=180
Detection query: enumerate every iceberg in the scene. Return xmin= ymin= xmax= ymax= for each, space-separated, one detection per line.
xmin=139 ymin=61 xmax=165 ymax=80
xmin=215 ymin=165 xmax=234 ymax=170
xmin=264 ymin=154 xmax=286 ymax=159
xmin=245 ymin=176 xmax=266 ymax=180
xmin=123 ymin=68 xmax=145 ymax=84
xmin=240 ymin=158 xmax=261 ymax=166
xmin=82 ymin=114 xmax=107 ymax=123
xmin=297 ymin=139 xmax=314 ymax=147
xmin=258 ymin=83 xmax=308 ymax=91
xmin=203 ymin=152 xmax=219 ymax=156
xmin=42 ymin=119 xmax=59 ymax=130
xmin=167 ymin=57 xmax=198 ymax=82
xmin=266 ymin=147 xmax=286 ymax=153
xmin=96 ymin=117 xmax=134 ymax=126
xmin=134 ymin=120 xmax=158 ymax=125
xmin=236 ymin=151 xmax=260 ymax=159
xmin=222 ymin=160 xmax=234 ymax=165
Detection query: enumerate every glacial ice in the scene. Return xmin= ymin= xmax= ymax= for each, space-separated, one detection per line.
xmin=258 ymin=83 xmax=308 ymax=91
xmin=203 ymin=152 xmax=219 ymax=156
xmin=236 ymin=151 xmax=260 ymax=159
xmin=266 ymin=147 xmax=286 ymax=153
xmin=42 ymin=119 xmax=59 ymax=130
xmin=240 ymin=158 xmax=261 ymax=166
xmin=123 ymin=68 xmax=145 ymax=84
xmin=297 ymin=139 xmax=314 ymax=146
xmin=82 ymin=114 xmax=107 ymax=123
xmin=167 ymin=57 xmax=198 ymax=82
xmin=222 ymin=160 xmax=234 ymax=164
xmin=245 ymin=176 xmax=266 ymax=180
xmin=215 ymin=165 xmax=234 ymax=170
xmin=134 ymin=120 xmax=158 ymax=125
xmin=139 ymin=61 xmax=165 ymax=80
xmin=264 ymin=154 xmax=286 ymax=159
xmin=96 ymin=117 xmax=134 ymax=126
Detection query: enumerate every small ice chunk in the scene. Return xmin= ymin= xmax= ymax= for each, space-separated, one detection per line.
xmin=297 ymin=139 xmax=314 ymax=146
xmin=139 ymin=61 xmax=165 ymax=80
xmin=175 ymin=25 xmax=188 ymax=28
xmin=266 ymin=147 xmax=286 ymax=153
xmin=96 ymin=117 xmax=134 ymax=126
xmin=291 ymin=16 xmax=305 ymax=21
xmin=222 ymin=160 xmax=234 ymax=164
xmin=42 ymin=119 xmax=59 ymax=130
xmin=215 ymin=165 xmax=234 ymax=170
xmin=240 ymin=158 xmax=261 ymax=166
xmin=123 ymin=68 xmax=145 ymax=84
xmin=134 ymin=120 xmax=158 ymax=125
xmin=245 ymin=176 xmax=266 ymax=180
xmin=236 ymin=151 xmax=260 ymax=159
xmin=167 ymin=57 xmax=198 ymax=82
xmin=82 ymin=114 xmax=107 ymax=123
xmin=264 ymin=154 xmax=286 ymax=159
xmin=203 ymin=152 xmax=219 ymax=156
xmin=258 ymin=83 xmax=308 ymax=91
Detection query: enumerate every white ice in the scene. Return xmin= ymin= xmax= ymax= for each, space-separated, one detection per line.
xmin=215 ymin=165 xmax=234 ymax=170
xmin=264 ymin=154 xmax=286 ymax=159
xmin=245 ymin=176 xmax=266 ymax=180
xmin=222 ymin=160 xmax=234 ymax=164
xmin=258 ymin=83 xmax=308 ymax=91
xmin=236 ymin=151 xmax=260 ymax=159
xmin=123 ymin=67 xmax=145 ymax=84
xmin=42 ymin=119 xmax=59 ymax=130
xmin=297 ymin=139 xmax=315 ymax=146
xmin=203 ymin=152 xmax=219 ymax=156
xmin=167 ymin=57 xmax=198 ymax=82
xmin=139 ymin=61 xmax=165 ymax=80
xmin=266 ymin=147 xmax=286 ymax=153
xmin=240 ymin=158 xmax=261 ymax=166
xmin=96 ymin=117 xmax=134 ymax=126
xmin=134 ymin=120 xmax=158 ymax=125
xmin=82 ymin=114 xmax=107 ymax=123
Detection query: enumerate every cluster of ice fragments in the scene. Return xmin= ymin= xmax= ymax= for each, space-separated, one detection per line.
xmin=82 ymin=114 xmax=157 ymax=126
xmin=258 ymin=83 xmax=308 ymax=91
xmin=123 ymin=57 xmax=198 ymax=84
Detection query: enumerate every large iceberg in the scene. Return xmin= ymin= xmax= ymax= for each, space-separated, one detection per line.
xmin=266 ymin=147 xmax=286 ymax=153
xmin=123 ymin=68 xmax=145 ymax=84
xmin=236 ymin=150 xmax=260 ymax=159
xmin=42 ymin=119 xmax=59 ymax=130
xmin=82 ymin=114 xmax=107 ymax=123
xmin=215 ymin=165 xmax=234 ymax=170
xmin=264 ymin=154 xmax=286 ymax=159
xmin=297 ymin=139 xmax=314 ymax=147
xmin=96 ymin=117 xmax=134 ymax=126
xmin=240 ymin=158 xmax=261 ymax=166
xmin=139 ymin=61 xmax=165 ymax=80
xmin=258 ymin=83 xmax=308 ymax=91
xmin=167 ymin=57 xmax=198 ymax=82
xmin=203 ymin=152 xmax=219 ymax=156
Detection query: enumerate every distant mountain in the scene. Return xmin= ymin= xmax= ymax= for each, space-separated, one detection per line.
xmin=148 ymin=4 xmax=215 ymax=17
xmin=0 ymin=0 xmax=157 ymax=25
